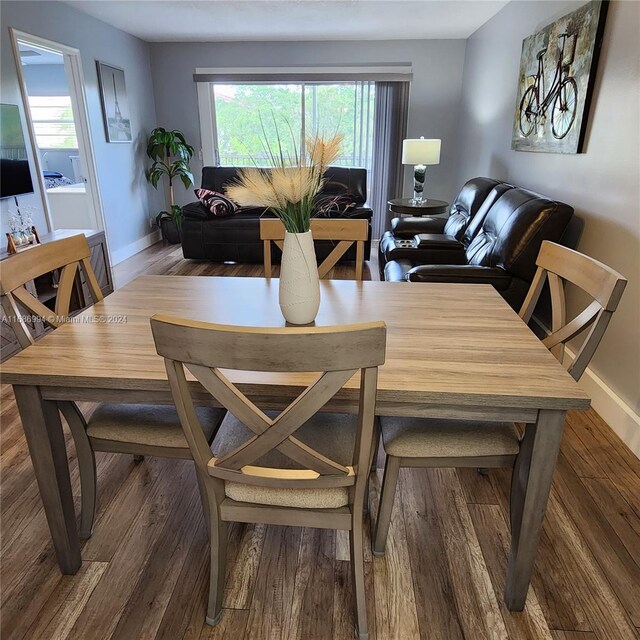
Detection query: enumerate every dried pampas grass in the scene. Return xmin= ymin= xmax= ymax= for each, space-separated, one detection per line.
xmin=270 ymin=167 xmax=318 ymax=205
xmin=225 ymin=130 xmax=344 ymax=233
xmin=226 ymin=168 xmax=283 ymax=209
xmin=306 ymin=134 xmax=343 ymax=172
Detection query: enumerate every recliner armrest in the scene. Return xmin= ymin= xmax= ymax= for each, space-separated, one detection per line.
xmin=390 ymin=216 xmax=447 ymax=238
xmin=414 ymin=234 xmax=464 ymax=250
xmin=406 ymin=265 xmax=513 ymax=290
xmin=384 ymin=260 xmax=414 ymax=282
xmin=182 ymin=201 xmax=210 ymax=220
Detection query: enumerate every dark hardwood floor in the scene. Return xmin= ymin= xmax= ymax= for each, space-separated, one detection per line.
xmin=1 ymin=240 xmax=639 ymax=640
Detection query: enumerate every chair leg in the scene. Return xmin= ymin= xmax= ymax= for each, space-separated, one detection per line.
xmin=370 ymin=426 xmax=381 ymax=474
xmin=133 ymin=455 xmax=144 ymax=462
xmin=205 ymin=490 xmax=228 ymax=626
xmin=372 ymin=455 xmax=400 ymax=556
xmin=365 ymin=419 xmax=381 ymax=516
xmin=363 ymin=475 xmax=370 ymax=516
xmin=350 ymin=515 xmax=368 ymax=640
xmin=59 ymin=401 xmax=96 ymax=539
xmin=195 ymin=470 xmax=211 ymax=541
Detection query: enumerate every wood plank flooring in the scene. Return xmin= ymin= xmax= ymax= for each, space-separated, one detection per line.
xmin=1 ymin=241 xmax=639 ymax=640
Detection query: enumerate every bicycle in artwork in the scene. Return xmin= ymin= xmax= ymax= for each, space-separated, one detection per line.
xmin=518 ymin=31 xmax=579 ymax=140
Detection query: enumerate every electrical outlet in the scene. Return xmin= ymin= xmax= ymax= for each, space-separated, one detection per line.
xmin=149 ymin=216 xmax=156 ymax=229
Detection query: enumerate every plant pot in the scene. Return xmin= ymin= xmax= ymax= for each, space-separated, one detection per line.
xmin=159 ymin=218 xmax=181 ymax=244
xmin=279 ymin=230 xmax=321 ymax=325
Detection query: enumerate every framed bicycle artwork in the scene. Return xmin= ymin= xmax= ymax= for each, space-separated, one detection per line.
xmin=511 ymin=0 xmax=608 ymax=154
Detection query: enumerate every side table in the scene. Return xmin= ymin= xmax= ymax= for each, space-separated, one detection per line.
xmin=388 ymin=198 xmax=449 ymax=217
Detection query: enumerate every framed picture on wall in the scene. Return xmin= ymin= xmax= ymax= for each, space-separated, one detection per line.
xmin=96 ymin=61 xmax=132 ymax=143
xmin=511 ymin=0 xmax=608 ymax=154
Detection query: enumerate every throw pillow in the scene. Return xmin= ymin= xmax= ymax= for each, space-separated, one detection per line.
xmin=195 ymin=188 xmax=239 ymax=217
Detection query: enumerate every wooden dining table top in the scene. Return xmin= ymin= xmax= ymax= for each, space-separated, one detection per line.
xmin=1 ymin=275 xmax=590 ymax=412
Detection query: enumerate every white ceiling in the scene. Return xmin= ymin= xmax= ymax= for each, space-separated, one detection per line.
xmin=65 ymin=0 xmax=510 ymax=42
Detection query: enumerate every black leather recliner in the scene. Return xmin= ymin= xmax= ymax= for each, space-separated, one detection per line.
xmin=379 ymin=177 xmax=514 ymax=274
xmin=181 ymin=166 xmax=373 ymax=263
xmin=382 ymin=179 xmax=574 ymax=310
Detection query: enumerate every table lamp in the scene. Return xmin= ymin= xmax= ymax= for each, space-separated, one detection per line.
xmin=402 ymin=137 xmax=441 ymax=204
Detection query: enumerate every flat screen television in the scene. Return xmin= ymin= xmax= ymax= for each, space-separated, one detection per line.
xmin=0 ymin=103 xmax=34 ymax=199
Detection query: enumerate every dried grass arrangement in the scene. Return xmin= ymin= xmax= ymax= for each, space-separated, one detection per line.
xmin=226 ymin=128 xmax=343 ymax=233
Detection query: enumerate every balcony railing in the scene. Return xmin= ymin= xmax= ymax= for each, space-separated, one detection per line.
xmin=217 ymin=153 xmax=373 ymax=169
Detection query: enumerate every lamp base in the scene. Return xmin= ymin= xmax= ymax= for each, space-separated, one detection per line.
xmin=412 ymin=164 xmax=427 ymax=204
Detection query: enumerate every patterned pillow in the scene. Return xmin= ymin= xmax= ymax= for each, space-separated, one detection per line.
xmin=195 ymin=188 xmax=239 ymax=217
xmin=313 ymin=194 xmax=358 ymax=218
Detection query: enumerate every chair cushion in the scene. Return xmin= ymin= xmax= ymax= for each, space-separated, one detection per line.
xmin=212 ymin=411 xmax=358 ymax=509
xmin=380 ymin=416 xmax=520 ymax=458
xmin=87 ymin=404 xmax=226 ymax=449
xmin=224 ymin=483 xmax=349 ymax=510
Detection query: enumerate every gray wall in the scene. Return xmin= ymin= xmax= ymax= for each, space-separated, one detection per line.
xmin=149 ymin=39 xmax=467 ymax=207
xmin=0 ymin=1 xmax=163 ymax=259
xmin=455 ymin=0 xmax=639 ymax=413
xmin=23 ymin=63 xmax=77 ymax=179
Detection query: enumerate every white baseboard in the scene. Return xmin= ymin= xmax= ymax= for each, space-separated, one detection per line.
xmin=110 ymin=230 xmax=161 ymax=266
xmin=563 ymin=344 xmax=640 ymax=458
xmin=530 ymin=316 xmax=639 ymax=458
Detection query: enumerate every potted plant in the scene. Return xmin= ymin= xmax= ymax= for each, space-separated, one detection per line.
xmin=146 ymin=127 xmax=194 ymax=244
xmin=226 ymin=131 xmax=342 ymax=325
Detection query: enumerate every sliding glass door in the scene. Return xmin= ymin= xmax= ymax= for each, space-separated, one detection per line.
xmin=210 ymin=82 xmax=376 ymax=190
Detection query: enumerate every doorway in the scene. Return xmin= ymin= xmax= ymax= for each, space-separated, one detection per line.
xmin=10 ymin=29 xmax=105 ymax=233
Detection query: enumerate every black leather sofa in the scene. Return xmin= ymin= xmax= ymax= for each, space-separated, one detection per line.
xmin=181 ymin=166 xmax=373 ymax=263
xmin=381 ymin=177 xmax=574 ymax=310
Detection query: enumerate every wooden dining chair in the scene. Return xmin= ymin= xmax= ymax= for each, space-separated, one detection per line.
xmin=151 ymin=316 xmax=386 ymax=640
xmin=372 ymin=240 xmax=627 ymax=555
xmin=260 ymin=218 xmax=368 ymax=280
xmin=0 ymin=233 xmax=104 ymax=343
xmin=0 ymin=234 xmax=226 ymax=539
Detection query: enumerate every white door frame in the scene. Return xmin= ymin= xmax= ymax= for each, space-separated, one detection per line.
xmin=9 ymin=28 xmax=107 ymax=238
xmin=196 ymin=81 xmax=218 ymax=166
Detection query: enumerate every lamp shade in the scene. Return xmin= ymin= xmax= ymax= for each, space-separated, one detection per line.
xmin=402 ymin=137 xmax=441 ymax=165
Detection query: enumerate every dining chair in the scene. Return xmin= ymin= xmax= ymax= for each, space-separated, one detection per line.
xmin=372 ymin=240 xmax=627 ymax=555
xmin=151 ymin=316 xmax=386 ymax=640
xmin=0 ymin=233 xmax=104 ymax=341
xmin=0 ymin=234 xmax=226 ymax=538
xmin=260 ymin=218 xmax=368 ymax=280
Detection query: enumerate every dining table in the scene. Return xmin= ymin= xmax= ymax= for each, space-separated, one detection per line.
xmin=1 ymin=275 xmax=590 ymax=610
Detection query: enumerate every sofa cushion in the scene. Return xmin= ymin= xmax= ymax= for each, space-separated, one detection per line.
xmin=183 ymin=202 xmax=271 ymax=221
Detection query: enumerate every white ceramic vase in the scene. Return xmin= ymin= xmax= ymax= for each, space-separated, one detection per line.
xmin=279 ymin=230 xmax=320 ymax=325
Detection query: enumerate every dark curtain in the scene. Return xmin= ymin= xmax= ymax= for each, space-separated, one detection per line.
xmin=370 ymin=81 xmax=410 ymax=238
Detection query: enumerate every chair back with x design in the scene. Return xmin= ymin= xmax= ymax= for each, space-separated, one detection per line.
xmin=151 ymin=316 xmax=386 ymax=490
xmin=0 ymin=234 xmax=104 ymax=348
xmin=260 ymin=218 xmax=368 ymax=281
xmin=519 ymin=241 xmax=627 ymax=381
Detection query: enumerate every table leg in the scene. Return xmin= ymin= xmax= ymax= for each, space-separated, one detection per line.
xmin=505 ymin=408 xmax=565 ymax=610
xmin=13 ymin=385 xmax=81 ymax=574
